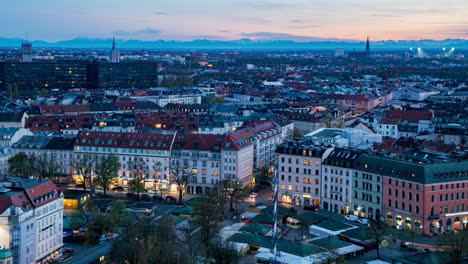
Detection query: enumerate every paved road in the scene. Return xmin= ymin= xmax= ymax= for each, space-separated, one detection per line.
xmin=64 ymin=241 xmax=112 ymax=264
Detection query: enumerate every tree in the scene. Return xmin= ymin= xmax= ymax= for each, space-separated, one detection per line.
xmin=171 ymin=162 xmax=190 ymax=205
xmin=34 ymin=153 xmax=61 ymax=180
xmin=72 ymin=154 xmax=97 ymax=191
xmin=256 ymin=167 xmax=273 ymax=185
xmin=86 ymin=212 xmax=114 ymax=245
xmin=127 ymin=157 xmax=148 ymax=200
xmin=437 ymin=230 xmax=468 ymax=264
xmin=221 ymin=180 xmax=249 ymax=215
xmin=193 ymin=197 xmax=221 ymax=243
xmin=111 ymin=216 xmax=189 ymax=264
xmin=369 ymin=217 xmax=389 ymax=259
xmin=323 ymin=115 xmax=334 ymax=128
xmin=207 ymin=237 xmax=239 ymax=264
xmin=109 ymin=200 xmax=133 ymax=231
xmin=402 ymin=225 xmax=422 ymax=249
xmin=8 ymin=153 xmax=35 ymax=178
xmin=95 ymin=154 xmax=120 ymax=196
xmin=69 ymin=201 xmax=98 ymax=230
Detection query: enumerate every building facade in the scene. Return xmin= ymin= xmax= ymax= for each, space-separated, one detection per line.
xmin=321 ymin=148 xmax=363 ymax=215
xmin=0 ymin=178 xmax=63 ymax=264
xmin=276 ymin=142 xmax=332 ymax=207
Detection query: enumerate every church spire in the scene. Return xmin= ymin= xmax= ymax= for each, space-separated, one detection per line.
xmin=365 ymin=36 xmax=370 ymax=55
xmin=112 ymin=36 xmax=115 ymax=50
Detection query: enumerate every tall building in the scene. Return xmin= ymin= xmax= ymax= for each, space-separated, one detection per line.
xmin=276 ymin=141 xmax=333 ymax=206
xmin=109 ymin=37 xmax=120 ymax=63
xmin=0 ymin=178 xmax=64 ymax=264
xmin=365 ymin=36 xmax=370 ymax=56
xmin=21 ymin=41 xmax=33 ymax=62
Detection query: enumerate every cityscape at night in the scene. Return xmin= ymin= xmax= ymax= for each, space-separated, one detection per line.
xmin=0 ymin=1 xmax=467 ymax=264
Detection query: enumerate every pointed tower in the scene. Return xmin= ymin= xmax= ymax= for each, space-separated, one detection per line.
xmin=109 ymin=36 xmax=120 ymax=63
xmin=365 ymin=36 xmax=370 ymax=56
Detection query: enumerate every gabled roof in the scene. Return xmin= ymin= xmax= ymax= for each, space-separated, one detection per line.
xmin=172 ymin=133 xmax=224 ymax=152
xmin=0 ymin=112 xmax=23 ymax=123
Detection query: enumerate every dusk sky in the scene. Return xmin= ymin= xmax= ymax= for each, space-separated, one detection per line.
xmin=2 ymin=0 xmax=467 ymax=42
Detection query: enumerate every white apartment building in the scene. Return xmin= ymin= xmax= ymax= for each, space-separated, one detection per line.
xmin=0 ymin=178 xmax=63 ymax=264
xmin=131 ymin=95 xmax=202 ymax=107
xmin=11 ymin=136 xmax=76 ymax=177
xmin=321 ymin=148 xmax=363 ymax=216
xmin=75 ymin=131 xmax=173 ymax=191
xmin=376 ymin=118 xmax=400 ymax=138
xmin=276 ymin=142 xmax=333 ymax=207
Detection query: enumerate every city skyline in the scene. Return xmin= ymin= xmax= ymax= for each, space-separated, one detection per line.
xmin=2 ymin=0 xmax=467 ymax=42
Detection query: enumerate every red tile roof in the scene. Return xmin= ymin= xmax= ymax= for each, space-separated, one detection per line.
xmin=41 ymin=105 xmax=90 ymax=115
xmin=385 ymin=110 xmax=432 ymax=122
xmin=76 ymin=131 xmax=174 ymax=150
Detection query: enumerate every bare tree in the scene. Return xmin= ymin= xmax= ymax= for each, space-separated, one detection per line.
xmin=95 ymin=154 xmax=120 ymax=197
xmin=170 ymin=162 xmax=190 ymax=205
xmin=127 ymin=157 xmax=148 ymax=200
xmin=437 ymin=230 xmax=468 ymax=264
xmin=370 ymin=217 xmax=389 ymax=260
xmin=73 ymin=154 xmax=97 ymax=191
xmin=34 ymin=153 xmax=61 ymax=181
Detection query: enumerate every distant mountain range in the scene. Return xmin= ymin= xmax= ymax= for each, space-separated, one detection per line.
xmin=0 ymin=37 xmax=467 ymax=50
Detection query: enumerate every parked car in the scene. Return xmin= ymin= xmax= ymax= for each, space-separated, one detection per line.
xmin=165 ymin=196 xmax=177 ymax=202
xmin=141 ymin=194 xmax=152 ymax=201
xmin=344 ymin=215 xmax=359 ymax=222
xmin=152 ymin=195 xmax=164 ymax=201
xmin=249 ymin=192 xmax=258 ymax=198
xmin=358 ymin=218 xmax=370 ymax=225
xmin=303 ymin=205 xmax=318 ymax=211
xmin=112 ymin=186 xmax=124 ymax=191
xmin=74 ymin=184 xmax=84 ymax=188
xmin=126 ymin=192 xmax=137 ymax=198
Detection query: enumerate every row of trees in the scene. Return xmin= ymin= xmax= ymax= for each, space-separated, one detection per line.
xmin=8 ymin=152 xmax=121 ymax=196
xmin=70 ymin=200 xmax=134 ymax=245
xmin=111 ymin=182 xmax=242 ymax=264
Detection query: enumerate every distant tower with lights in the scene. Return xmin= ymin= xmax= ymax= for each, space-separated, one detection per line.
xmin=21 ymin=37 xmax=33 ymax=62
xmin=365 ymin=36 xmax=370 ymax=56
xmin=109 ymin=36 xmax=120 ymax=63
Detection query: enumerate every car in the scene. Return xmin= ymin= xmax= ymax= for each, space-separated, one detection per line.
xmin=111 ymin=186 xmax=124 ymax=191
xmin=303 ymin=205 xmax=318 ymax=211
xmin=165 ymin=195 xmax=177 ymax=202
xmin=358 ymin=218 xmax=370 ymax=225
xmin=126 ymin=192 xmax=137 ymax=198
xmin=249 ymin=192 xmax=258 ymax=198
xmin=141 ymin=194 xmax=152 ymax=201
xmin=344 ymin=215 xmax=359 ymax=222
xmin=74 ymin=184 xmax=84 ymax=188
xmin=152 ymin=195 xmax=164 ymax=201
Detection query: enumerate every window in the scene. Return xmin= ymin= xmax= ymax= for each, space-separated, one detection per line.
xmin=416 ymin=206 xmax=419 ymax=214
xmin=388 ymin=199 xmax=392 ymax=207
xmin=431 ymin=195 xmax=434 ymax=202
xmin=416 ymin=194 xmax=419 ymax=202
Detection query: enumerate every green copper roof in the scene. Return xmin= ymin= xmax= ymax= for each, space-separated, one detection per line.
xmin=171 ymin=206 xmax=194 ymax=216
xmin=251 ymin=214 xmax=276 ymax=225
xmin=313 ymin=219 xmax=353 ymax=231
xmin=0 ymin=247 xmax=12 ymax=259
xmin=292 ymin=212 xmax=327 ymax=224
xmin=353 ymin=154 xmax=468 ymax=184
xmin=339 ymin=226 xmax=374 ymax=241
xmin=240 ymin=223 xmax=273 ymax=234
xmin=260 ymin=205 xmax=292 ymax=215
xmin=403 ymin=252 xmax=452 ymax=264
xmin=309 ymin=236 xmax=352 ymax=250
xmin=228 ymin=232 xmax=324 ymax=257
